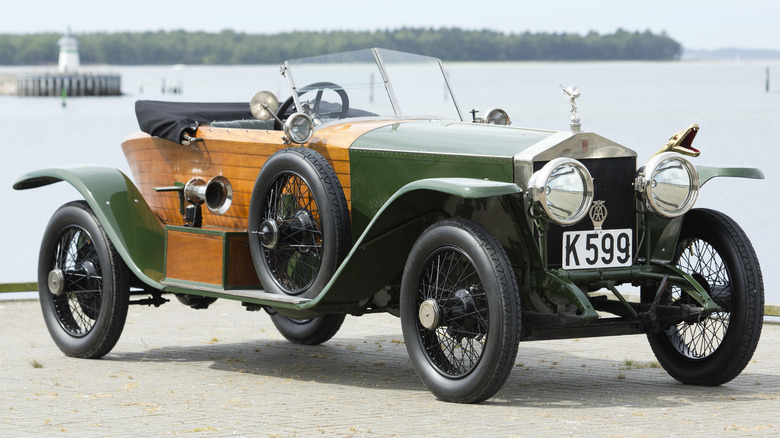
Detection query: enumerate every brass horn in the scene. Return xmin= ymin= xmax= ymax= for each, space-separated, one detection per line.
xmin=184 ymin=176 xmax=233 ymax=214
xmin=654 ymin=123 xmax=701 ymax=157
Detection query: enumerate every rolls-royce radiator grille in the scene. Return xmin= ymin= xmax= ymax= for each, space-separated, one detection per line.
xmin=534 ymin=156 xmax=638 ymax=269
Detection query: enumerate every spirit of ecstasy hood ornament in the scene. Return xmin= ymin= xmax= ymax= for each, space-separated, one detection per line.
xmin=560 ymin=83 xmax=581 ymax=132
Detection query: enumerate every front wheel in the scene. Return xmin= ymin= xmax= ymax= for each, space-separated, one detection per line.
xmin=400 ymin=219 xmax=520 ymax=403
xmin=38 ymin=201 xmax=130 ymax=358
xmin=647 ymin=208 xmax=764 ymax=385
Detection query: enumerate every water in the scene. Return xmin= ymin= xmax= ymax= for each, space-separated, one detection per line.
xmin=2 ymin=61 xmax=779 ymax=302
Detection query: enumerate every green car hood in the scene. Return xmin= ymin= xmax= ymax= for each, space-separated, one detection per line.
xmin=349 ymin=120 xmax=557 ymax=157
xmin=347 ymin=120 xmax=555 ymax=236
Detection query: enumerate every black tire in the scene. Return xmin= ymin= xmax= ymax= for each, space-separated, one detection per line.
xmin=400 ymin=219 xmax=521 ymax=403
xmin=269 ymin=313 xmax=346 ymax=345
xmin=248 ymin=148 xmax=350 ymax=299
xmin=647 ymin=208 xmax=763 ymax=385
xmin=38 ymin=201 xmax=130 ymax=359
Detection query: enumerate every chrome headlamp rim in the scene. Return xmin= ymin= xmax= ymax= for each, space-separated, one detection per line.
xmin=484 ymin=108 xmax=511 ymax=126
xmin=527 ymin=157 xmax=594 ymax=226
xmin=283 ymin=112 xmax=314 ymax=144
xmin=637 ymin=152 xmax=699 ymax=218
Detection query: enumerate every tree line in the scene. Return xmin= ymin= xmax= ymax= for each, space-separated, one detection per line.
xmin=0 ymin=28 xmax=681 ymax=65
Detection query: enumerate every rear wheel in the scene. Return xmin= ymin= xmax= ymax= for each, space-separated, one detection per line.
xmin=401 ymin=219 xmax=520 ymax=403
xmin=647 ymin=208 xmax=763 ymax=385
xmin=38 ymin=201 xmax=129 ymax=358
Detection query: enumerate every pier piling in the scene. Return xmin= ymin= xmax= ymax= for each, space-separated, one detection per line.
xmin=12 ymin=72 xmax=121 ymax=97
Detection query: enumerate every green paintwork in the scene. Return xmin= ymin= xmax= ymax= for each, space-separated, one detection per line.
xmin=531 ymin=270 xmax=599 ymax=321
xmin=636 ymin=166 xmax=764 ymax=264
xmin=697 ymin=166 xmax=764 ymax=186
xmin=348 ymin=120 xmax=552 ymax=236
xmin=93 ymin=177 xmax=524 ymax=317
xmin=349 ymin=148 xmax=515 ymax=237
xmin=648 ymin=215 xmax=683 ymax=264
xmin=557 ymin=263 xmax=718 ymax=313
xmin=13 ymin=166 xmax=165 ymax=289
xmin=348 ymin=120 xmax=548 ymax=238
xmin=297 ymin=178 xmax=524 ymax=310
xmin=350 ymin=120 xmax=556 ymax=157
xmin=605 ymin=283 xmax=638 ymax=318
xmin=659 ymin=264 xmax=719 ymax=312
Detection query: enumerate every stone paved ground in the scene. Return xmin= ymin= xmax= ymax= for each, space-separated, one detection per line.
xmin=2 ymin=298 xmax=780 ymax=437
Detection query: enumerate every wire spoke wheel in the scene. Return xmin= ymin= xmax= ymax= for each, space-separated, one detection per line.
xmin=38 ymin=201 xmax=129 ymax=359
xmin=401 ymin=219 xmax=520 ymax=403
xmin=249 ymin=148 xmax=350 ymax=302
xmin=417 ymin=248 xmax=488 ymax=377
xmin=665 ymin=238 xmax=731 ymax=359
xmin=50 ymin=225 xmax=104 ymax=337
xmin=261 ymin=171 xmax=324 ymax=294
xmin=646 ymin=208 xmax=763 ymax=386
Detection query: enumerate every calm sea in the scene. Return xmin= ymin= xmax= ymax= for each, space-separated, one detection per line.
xmin=2 ymin=61 xmax=779 ymax=302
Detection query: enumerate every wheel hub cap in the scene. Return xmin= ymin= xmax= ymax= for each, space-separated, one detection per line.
xmin=259 ymin=219 xmax=279 ymax=249
xmin=418 ymin=299 xmax=440 ymax=330
xmin=293 ymin=210 xmax=315 ymax=254
xmin=47 ymin=269 xmax=65 ymax=296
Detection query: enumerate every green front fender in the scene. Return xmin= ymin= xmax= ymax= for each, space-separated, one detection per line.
xmin=14 ymin=166 xmax=165 ymax=289
xmin=301 ymin=177 xmax=525 ymax=310
xmin=697 ymin=166 xmax=764 ymax=186
xmin=644 ymin=166 xmax=764 ymax=263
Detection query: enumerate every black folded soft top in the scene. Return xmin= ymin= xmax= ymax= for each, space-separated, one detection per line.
xmin=135 ymin=100 xmax=253 ymax=144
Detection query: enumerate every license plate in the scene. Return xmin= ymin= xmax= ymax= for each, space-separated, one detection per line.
xmin=562 ymin=229 xmax=632 ymax=270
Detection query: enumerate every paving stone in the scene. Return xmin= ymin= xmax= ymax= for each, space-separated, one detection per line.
xmin=2 ymin=299 xmax=779 ymax=437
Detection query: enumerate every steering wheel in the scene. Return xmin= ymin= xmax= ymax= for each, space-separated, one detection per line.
xmin=276 ymin=82 xmax=350 ymax=130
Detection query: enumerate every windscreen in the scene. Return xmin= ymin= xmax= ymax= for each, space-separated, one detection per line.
xmin=284 ymin=48 xmax=462 ymax=121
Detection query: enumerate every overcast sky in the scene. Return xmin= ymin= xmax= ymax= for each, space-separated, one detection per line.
xmin=3 ymin=0 xmax=778 ymax=51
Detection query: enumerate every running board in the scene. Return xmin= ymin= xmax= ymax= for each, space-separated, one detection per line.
xmin=162 ymin=279 xmax=311 ymax=305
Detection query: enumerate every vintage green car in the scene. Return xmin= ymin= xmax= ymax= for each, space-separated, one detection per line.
xmin=14 ymin=48 xmax=765 ymax=403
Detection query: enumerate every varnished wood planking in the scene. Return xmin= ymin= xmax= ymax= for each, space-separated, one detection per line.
xmin=166 ymin=230 xmax=224 ymax=284
xmin=126 ymin=151 xmax=352 ymax=181
xmin=165 ymin=228 xmax=262 ymax=288
xmin=131 ymin=170 xmax=351 ymax=194
xmin=122 ymin=120 xmax=395 ymax=227
xmin=136 ymin=181 xmax=351 ymax=208
xmin=227 ymin=235 xmax=262 ymax=287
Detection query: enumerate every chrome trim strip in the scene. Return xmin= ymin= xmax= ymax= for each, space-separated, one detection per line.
xmin=513 ymin=131 xmax=637 ymax=190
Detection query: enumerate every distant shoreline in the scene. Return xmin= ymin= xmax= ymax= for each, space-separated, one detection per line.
xmin=683 ymin=48 xmax=780 ymax=60
xmin=1 ymin=28 xmax=682 ymax=65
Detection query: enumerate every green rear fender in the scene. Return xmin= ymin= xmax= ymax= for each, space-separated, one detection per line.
xmin=14 ymin=166 xmax=165 ymax=289
xmin=304 ymin=177 xmax=532 ymax=309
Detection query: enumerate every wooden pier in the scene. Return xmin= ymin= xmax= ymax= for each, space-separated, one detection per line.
xmin=9 ymin=72 xmax=121 ymax=96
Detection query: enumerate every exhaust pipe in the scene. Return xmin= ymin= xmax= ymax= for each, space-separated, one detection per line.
xmin=184 ymin=176 xmax=233 ymax=214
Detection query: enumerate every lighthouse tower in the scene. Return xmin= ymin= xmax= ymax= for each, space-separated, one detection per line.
xmin=57 ymin=28 xmax=80 ymax=73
